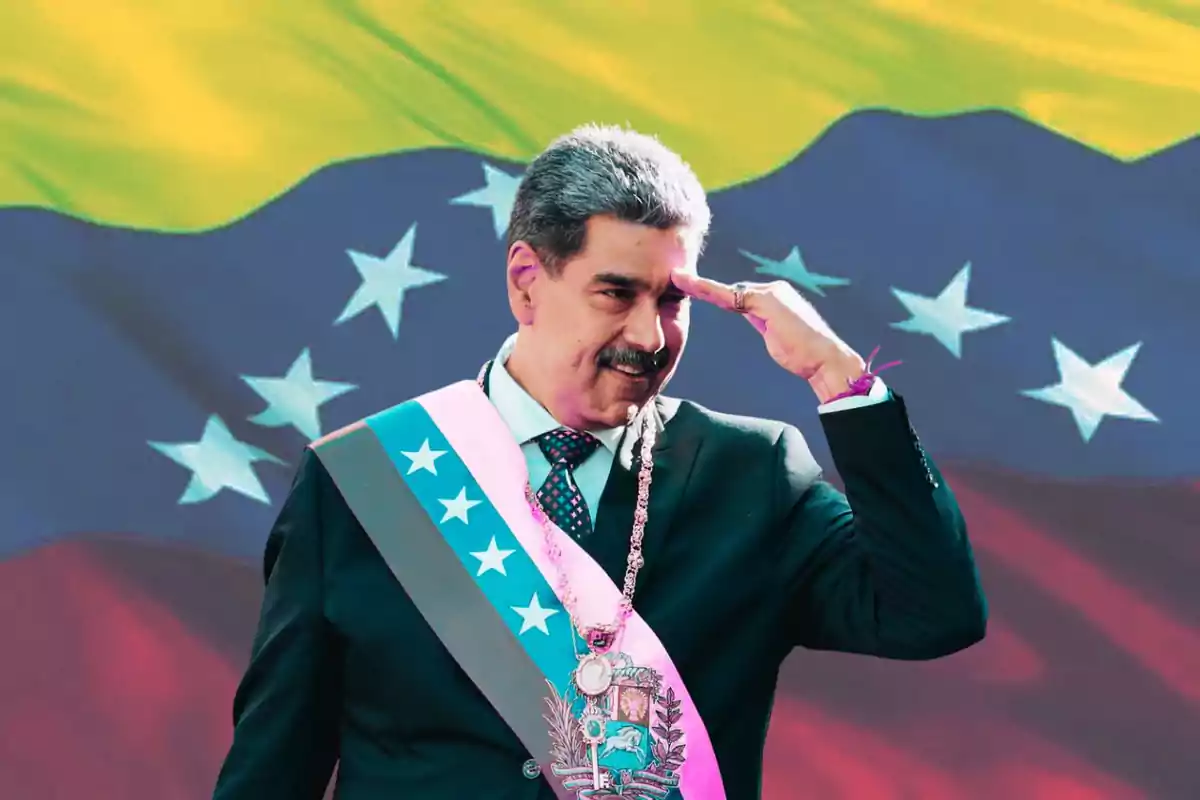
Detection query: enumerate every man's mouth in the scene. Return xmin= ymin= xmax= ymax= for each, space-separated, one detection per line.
xmin=605 ymin=363 xmax=652 ymax=380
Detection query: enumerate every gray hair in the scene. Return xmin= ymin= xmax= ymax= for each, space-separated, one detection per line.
xmin=507 ymin=124 xmax=711 ymax=274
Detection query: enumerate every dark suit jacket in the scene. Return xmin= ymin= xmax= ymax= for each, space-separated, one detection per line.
xmin=212 ymin=389 xmax=986 ymax=799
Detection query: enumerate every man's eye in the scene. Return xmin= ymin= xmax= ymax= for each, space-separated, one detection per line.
xmin=602 ymin=289 xmax=633 ymax=300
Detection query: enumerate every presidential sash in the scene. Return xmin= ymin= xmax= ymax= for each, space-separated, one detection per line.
xmin=310 ymin=380 xmax=725 ymax=799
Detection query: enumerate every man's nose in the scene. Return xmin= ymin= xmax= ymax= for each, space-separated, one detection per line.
xmin=624 ymin=304 xmax=666 ymax=353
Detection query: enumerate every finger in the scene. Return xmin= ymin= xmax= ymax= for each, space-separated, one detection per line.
xmin=671 ymin=272 xmax=734 ymax=308
xmin=671 ymin=273 xmax=743 ymax=311
xmin=743 ymin=312 xmax=768 ymax=335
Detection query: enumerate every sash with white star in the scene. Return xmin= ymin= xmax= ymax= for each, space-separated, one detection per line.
xmin=309 ymin=380 xmax=724 ymax=799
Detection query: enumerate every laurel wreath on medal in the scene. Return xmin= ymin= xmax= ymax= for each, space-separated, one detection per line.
xmin=648 ymin=686 xmax=686 ymax=775
xmin=544 ymin=679 xmax=588 ymax=768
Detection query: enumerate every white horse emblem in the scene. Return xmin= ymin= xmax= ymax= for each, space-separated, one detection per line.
xmin=601 ymin=727 xmax=643 ymax=756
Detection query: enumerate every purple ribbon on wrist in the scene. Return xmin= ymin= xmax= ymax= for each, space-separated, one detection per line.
xmin=826 ymin=345 xmax=902 ymax=403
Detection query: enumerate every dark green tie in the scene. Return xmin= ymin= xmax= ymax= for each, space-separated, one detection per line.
xmin=534 ymin=427 xmax=601 ymax=539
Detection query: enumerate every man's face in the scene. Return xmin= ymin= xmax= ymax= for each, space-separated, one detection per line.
xmin=507 ymin=215 xmax=694 ymax=429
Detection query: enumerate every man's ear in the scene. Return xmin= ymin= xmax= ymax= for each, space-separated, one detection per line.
xmin=506 ymin=241 xmax=542 ymax=325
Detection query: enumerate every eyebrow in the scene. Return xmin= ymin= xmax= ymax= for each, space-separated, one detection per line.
xmin=592 ymin=272 xmax=687 ymax=297
xmin=592 ymin=272 xmax=649 ymax=291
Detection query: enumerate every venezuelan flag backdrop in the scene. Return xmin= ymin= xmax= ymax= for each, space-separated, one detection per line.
xmin=2 ymin=3 xmax=1199 ymax=798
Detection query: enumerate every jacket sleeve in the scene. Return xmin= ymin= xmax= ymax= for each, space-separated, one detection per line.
xmin=774 ymin=392 xmax=988 ymax=660
xmin=213 ymin=448 xmax=341 ymax=799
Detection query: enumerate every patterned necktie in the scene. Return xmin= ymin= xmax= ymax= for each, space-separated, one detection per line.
xmin=534 ymin=427 xmax=602 ymax=539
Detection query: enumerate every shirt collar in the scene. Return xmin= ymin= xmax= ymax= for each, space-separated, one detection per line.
xmin=488 ymin=333 xmax=626 ymax=454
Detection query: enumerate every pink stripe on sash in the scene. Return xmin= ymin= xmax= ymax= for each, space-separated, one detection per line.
xmin=420 ymin=380 xmax=725 ymax=800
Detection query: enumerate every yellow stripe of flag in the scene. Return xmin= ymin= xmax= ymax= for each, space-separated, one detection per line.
xmin=1 ymin=0 xmax=1198 ymax=231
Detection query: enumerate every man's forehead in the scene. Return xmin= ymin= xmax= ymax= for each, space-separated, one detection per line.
xmin=564 ymin=218 xmax=699 ymax=282
xmin=584 ymin=217 xmax=695 ymax=255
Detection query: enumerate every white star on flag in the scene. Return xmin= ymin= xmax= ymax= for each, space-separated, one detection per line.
xmin=335 ymin=223 xmax=448 ymax=338
xmin=438 ymin=487 xmax=481 ymax=524
xmin=401 ymin=439 xmax=447 ymax=475
xmin=739 ymin=246 xmax=851 ymax=296
xmin=149 ymin=415 xmax=284 ymax=505
xmin=450 ymin=163 xmax=522 ymax=238
xmin=890 ymin=262 xmax=1010 ymax=358
xmin=470 ymin=536 xmax=516 ymax=576
xmin=1020 ymin=338 xmax=1160 ymax=442
xmin=241 ymin=348 xmax=356 ymax=440
xmin=512 ymin=591 xmax=559 ymax=635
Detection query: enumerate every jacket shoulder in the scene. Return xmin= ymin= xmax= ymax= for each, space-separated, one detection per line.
xmin=307 ymin=377 xmax=474 ymax=454
xmin=666 ymin=397 xmax=823 ymax=489
xmin=667 ymin=396 xmax=795 ymax=443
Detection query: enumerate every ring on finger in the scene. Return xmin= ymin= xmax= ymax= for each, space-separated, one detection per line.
xmin=732 ymin=282 xmax=749 ymax=313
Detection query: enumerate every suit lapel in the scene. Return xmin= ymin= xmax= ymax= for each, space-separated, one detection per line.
xmin=587 ymin=396 xmax=703 ymax=586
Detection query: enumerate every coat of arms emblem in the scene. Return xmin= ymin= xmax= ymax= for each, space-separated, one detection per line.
xmin=544 ymin=652 xmax=686 ymax=799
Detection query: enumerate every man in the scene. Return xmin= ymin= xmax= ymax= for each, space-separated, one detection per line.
xmin=213 ymin=125 xmax=986 ymax=800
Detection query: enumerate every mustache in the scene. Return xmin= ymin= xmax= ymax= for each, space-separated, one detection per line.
xmin=597 ymin=346 xmax=670 ymax=374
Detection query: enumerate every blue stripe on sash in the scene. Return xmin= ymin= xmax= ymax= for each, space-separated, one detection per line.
xmin=366 ymin=399 xmax=580 ymax=695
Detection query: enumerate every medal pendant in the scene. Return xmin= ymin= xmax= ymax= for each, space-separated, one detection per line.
xmin=545 ymin=655 xmax=686 ymax=798
xmin=574 ymin=652 xmax=614 ymax=698
xmin=583 ymin=625 xmax=616 ymax=653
